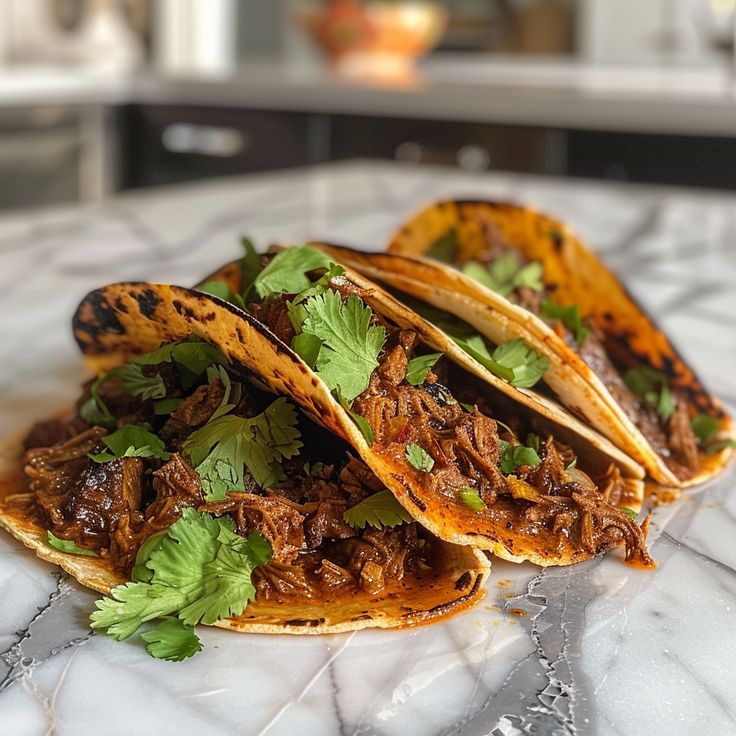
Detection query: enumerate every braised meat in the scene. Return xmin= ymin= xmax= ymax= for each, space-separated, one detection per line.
xmin=248 ymin=296 xmax=296 ymax=345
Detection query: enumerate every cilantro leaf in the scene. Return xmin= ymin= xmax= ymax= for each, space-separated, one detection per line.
xmin=140 ymin=618 xmax=202 ymax=662
xmin=300 ymin=290 xmax=386 ymax=403
xmin=197 ymin=280 xmax=246 ymax=309
xmin=498 ymin=440 xmax=541 ymax=475
xmin=335 ymin=391 xmax=374 ymax=446
xmin=405 ymin=353 xmax=442 ymax=386
xmin=452 ymin=335 xmax=515 ymax=383
xmin=251 ymin=247 xmax=332 ymax=299
xmin=154 ymin=398 xmax=181 ymax=416
xmin=623 ymin=367 xmax=675 ymax=421
xmin=90 ymin=509 xmax=272 ymax=643
xmin=47 ymin=531 xmax=98 ymax=557
xmin=79 ymin=376 xmax=116 ymax=429
xmin=182 ymin=397 xmax=302 ymax=499
xmin=344 ymin=490 xmax=412 ymax=530
xmin=705 ymin=438 xmax=736 ymax=455
xmin=89 ymin=425 xmax=170 ymax=464
xmin=492 ymin=339 xmax=549 ymax=388
xmin=458 ymin=488 xmax=486 ymax=511
xmin=293 ymin=261 xmax=346 ymax=303
xmin=238 ymin=237 xmax=262 ymax=300
xmin=107 ymin=363 xmax=166 ymax=401
xmin=621 ymin=507 xmax=639 ymax=520
xmin=427 ymin=230 xmax=458 ymax=262
xmin=405 ymin=443 xmax=435 ymax=473
xmin=541 ymin=300 xmax=590 ymax=346
xmin=691 ymin=414 xmax=719 ymax=445
xmin=463 ymin=255 xmax=543 ymax=297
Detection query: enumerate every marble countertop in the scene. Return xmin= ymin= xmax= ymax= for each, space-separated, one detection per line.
xmin=1 ymin=161 xmax=735 ymax=736
xmin=3 ymin=58 xmax=736 ymax=137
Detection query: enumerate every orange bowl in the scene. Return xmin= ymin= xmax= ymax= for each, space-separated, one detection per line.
xmin=300 ymin=1 xmax=447 ymax=78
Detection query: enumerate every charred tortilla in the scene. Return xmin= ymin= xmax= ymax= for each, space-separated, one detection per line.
xmin=373 ymin=200 xmax=734 ymax=489
xmin=0 ymin=357 xmax=489 ymax=640
xmin=189 ymin=251 xmax=650 ymax=567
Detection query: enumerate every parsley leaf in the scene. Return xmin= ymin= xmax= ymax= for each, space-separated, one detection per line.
xmin=47 ymin=531 xmax=98 ymax=557
xmin=405 ymin=443 xmax=435 ymax=473
xmin=491 ymin=339 xmax=549 ymax=388
xmin=300 ymin=290 xmax=386 ymax=403
xmin=90 ymin=509 xmax=272 ymax=644
xmin=623 ymin=367 xmax=675 ymax=421
xmin=343 ymin=490 xmax=412 ymax=530
xmin=427 ymin=230 xmax=458 ymax=262
xmin=89 ymin=425 xmax=170 ymax=464
xmin=498 ymin=440 xmax=541 ymax=475
xmin=541 ymin=300 xmax=590 ymax=345
xmin=463 ymin=255 xmax=543 ymax=297
xmin=182 ymin=397 xmax=302 ymax=500
xmin=251 ymin=247 xmax=332 ymax=299
xmin=405 ymin=353 xmax=442 ymax=386
xmin=458 ymin=488 xmax=486 ymax=511
xmin=140 ymin=618 xmax=202 ymax=662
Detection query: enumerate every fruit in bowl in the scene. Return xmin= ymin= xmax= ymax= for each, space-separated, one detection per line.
xmin=300 ymin=0 xmax=447 ymax=79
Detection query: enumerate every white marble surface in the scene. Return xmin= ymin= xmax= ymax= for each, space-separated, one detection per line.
xmin=0 ymin=161 xmax=735 ymax=736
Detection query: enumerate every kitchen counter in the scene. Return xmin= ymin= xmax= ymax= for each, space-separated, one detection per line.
xmin=3 ymin=57 xmax=736 ymax=137
xmin=0 ymin=161 xmax=735 ymax=735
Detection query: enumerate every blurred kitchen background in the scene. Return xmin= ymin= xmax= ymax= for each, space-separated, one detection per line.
xmin=2 ymin=0 xmax=736 ymax=209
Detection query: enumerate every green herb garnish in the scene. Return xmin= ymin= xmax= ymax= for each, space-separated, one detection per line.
xmin=623 ymin=367 xmax=675 ymax=421
xmin=491 ymin=339 xmax=549 ymax=388
xmin=88 ymin=425 xmax=170 ymax=464
xmin=47 ymin=531 xmax=98 ymax=557
xmin=343 ymin=490 xmax=412 ymax=530
xmin=405 ymin=443 xmax=435 ymax=473
xmin=182 ymin=397 xmax=302 ymax=500
xmin=427 ymin=230 xmax=458 ymax=262
xmin=621 ymin=507 xmax=639 ymax=520
xmin=458 ymin=488 xmax=486 ymax=511
xmin=90 ymin=509 xmax=272 ymax=657
xmin=405 ymin=352 xmax=442 ymax=386
xmin=299 ymin=290 xmax=386 ymax=403
xmin=498 ymin=440 xmax=541 ymax=475
xmin=463 ymin=254 xmax=543 ymax=297
xmin=196 ymin=280 xmax=246 ymax=309
xmin=452 ymin=335 xmax=515 ymax=383
xmin=541 ymin=300 xmax=590 ymax=346
xmin=250 ymin=246 xmax=332 ymax=299
xmin=140 ymin=618 xmax=202 ymax=662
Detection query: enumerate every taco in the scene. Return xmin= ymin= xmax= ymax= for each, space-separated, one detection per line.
xmin=190 ymin=244 xmax=652 ymax=568
xmin=0 ymin=333 xmax=490 ymax=660
xmin=341 ymin=199 xmax=733 ymax=489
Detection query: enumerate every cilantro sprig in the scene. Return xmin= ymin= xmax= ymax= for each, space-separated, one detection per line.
xmin=463 ymin=254 xmax=543 ymax=297
xmin=140 ymin=618 xmax=202 ymax=662
xmin=498 ymin=440 xmax=541 ymax=475
xmin=623 ymin=367 xmax=675 ymax=421
xmin=250 ymin=246 xmax=333 ymax=300
xmin=47 ymin=531 xmax=98 ymax=557
xmin=405 ymin=353 xmax=442 ymax=386
xmin=297 ymin=290 xmax=386 ymax=403
xmin=88 ymin=425 xmax=169 ymax=464
xmin=691 ymin=413 xmax=736 ymax=455
xmin=458 ymin=488 xmax=486 ymax=511
xmin=343 ymin=490 xmax=412 ymax=530
xmin=405 ymin=443 xmax=435 ymax=473
xmin=427 ymin=230 xmax=458 ymax=262
xmin=91 ymin=509 xmax=272 ymax=659
xmin=541 ymin=300 xmax=590 ymax=346
xmin=182 ymin=397 xmax=302 ymax=500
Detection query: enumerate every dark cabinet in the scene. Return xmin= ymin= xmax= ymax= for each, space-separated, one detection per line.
xmin=119 ymin=105 xmax=312 ymax=189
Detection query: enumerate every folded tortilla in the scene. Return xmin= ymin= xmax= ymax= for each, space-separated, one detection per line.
xmin=68 ymin=269 xmax=651 ymax=567
xmin=342 ymin=199 xmax=733 ymax=489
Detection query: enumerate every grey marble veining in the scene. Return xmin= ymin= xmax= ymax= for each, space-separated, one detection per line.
xmin=0 ymin=161 xmax=734 ymax=736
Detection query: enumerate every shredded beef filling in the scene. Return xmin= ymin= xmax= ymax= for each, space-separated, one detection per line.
xmin=471 ymin=229 xmax=698 ymax=479
xmin=350 ymin=324 xmax=653 ymax=566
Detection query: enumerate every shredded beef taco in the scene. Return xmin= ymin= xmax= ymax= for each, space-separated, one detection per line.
xmin=188 ymin=243 xmax=653 ymax=568
xmin=0 ymin=334 xmax=490 ymax=660
xmin=342 ymin=199 xmax=733 ymax=489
